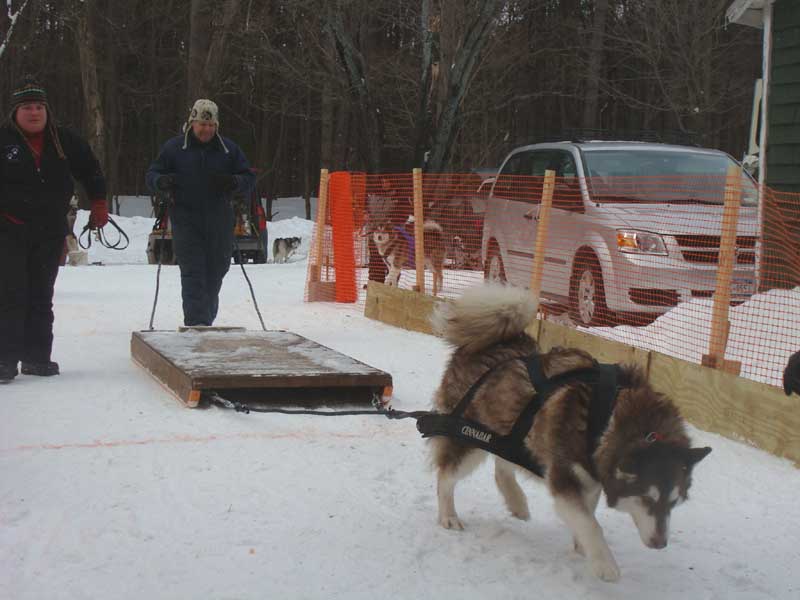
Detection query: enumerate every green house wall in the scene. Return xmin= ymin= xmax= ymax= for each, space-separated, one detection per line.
xmin=767 ymin=0 xmax=800 ymax=192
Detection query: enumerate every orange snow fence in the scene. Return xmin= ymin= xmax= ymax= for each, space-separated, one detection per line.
xmin=328 ymin=172 xmax=357 ymax=303
xmin=305 ymin=169 xmax=800 ymax=390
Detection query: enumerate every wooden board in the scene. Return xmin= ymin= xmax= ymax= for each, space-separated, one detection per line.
xmin=131 ymin=329 xmax=392 ymax=408
xmin=364 ymin=281 xmax=447 ymax=335
xmin=537 ymin=320 xmax=652 ymax=373
xmin=649 ymin=351 xmax=800 ymax=466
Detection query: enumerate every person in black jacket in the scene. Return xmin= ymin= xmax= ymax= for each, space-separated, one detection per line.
xmin=0 ymin=77 xmax=108 ymax=383
xmin=145 ymin=99 xmax=255 ymax=327
xmin=784 ymin=350 xmax=800 ymax=396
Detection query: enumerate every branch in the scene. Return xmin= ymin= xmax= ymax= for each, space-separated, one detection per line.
xmin=0 ymin=0 xmax=30 ymax=59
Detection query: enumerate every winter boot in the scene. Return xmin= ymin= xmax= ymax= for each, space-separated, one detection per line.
xmin=20 ymin=361 xmax=60 ymax=377
xmin=0 ymin=362 xmax=18 ymax=383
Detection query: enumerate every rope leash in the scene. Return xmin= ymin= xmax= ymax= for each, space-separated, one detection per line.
xmin=79 ymin=216 xmax=130 ymax=251
xmin=232 ymin=234 xmax=267 ymax=332
xmin=207 ymin=391 xmax=428 ymax=421
xmin=204 ymin=390 xmax=578 ymax=473
xmin=148 ymin=193 xmax=171 ymax=331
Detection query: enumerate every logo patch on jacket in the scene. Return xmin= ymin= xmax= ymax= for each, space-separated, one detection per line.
xmin=4 ymin=145 xmax=22 ymax=162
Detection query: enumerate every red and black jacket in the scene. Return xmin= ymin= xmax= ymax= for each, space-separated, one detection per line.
xmin=0 ymin=123 xmax=106 ymax=235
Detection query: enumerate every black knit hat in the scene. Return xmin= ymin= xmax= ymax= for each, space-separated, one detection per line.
xmin=10 ymin=76 xmax=48 ymax=111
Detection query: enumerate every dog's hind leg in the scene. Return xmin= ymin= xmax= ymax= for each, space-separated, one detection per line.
xmin=494 ymin=458 xmax=529 ymax=520
xmin=431 ymin=439 xmax=486 ymax=530
xmin=433 ymin=267 xmax=443 ymax=297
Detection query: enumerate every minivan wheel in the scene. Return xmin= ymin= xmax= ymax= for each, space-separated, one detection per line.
xmin=569 ymin=256 xmax=611 ymax=327
xmin=484 ymin=247 xmax=506 ymax=283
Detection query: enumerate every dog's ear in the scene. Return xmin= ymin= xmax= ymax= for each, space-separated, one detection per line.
xmin=684 ymin=446 xmax=711 ymax=468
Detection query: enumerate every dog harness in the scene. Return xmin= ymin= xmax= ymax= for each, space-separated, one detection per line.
xmin=416 ymin=355 xmax=623 ymax=477
xmin=379 ymin=225 xmax=417 ymax=270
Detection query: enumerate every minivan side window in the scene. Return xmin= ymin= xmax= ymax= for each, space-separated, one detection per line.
xmin=526 ymin=150 xmax=579 ymax=205
xmin=541 ymin=151 xmax=582 ymax=211
xmin=494 ymin=152 xmax=533 ymax=202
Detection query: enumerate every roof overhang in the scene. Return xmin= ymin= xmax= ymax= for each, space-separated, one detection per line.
xmin=726 ymin=0 xmax=773 ymax=29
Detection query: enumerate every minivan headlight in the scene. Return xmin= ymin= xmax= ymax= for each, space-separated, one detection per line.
xmin=616 ymin=230 xmax=668 ymax=255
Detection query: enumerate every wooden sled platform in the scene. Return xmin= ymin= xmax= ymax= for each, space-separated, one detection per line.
xmin=131 ymin=328 xmax=393 ymax=408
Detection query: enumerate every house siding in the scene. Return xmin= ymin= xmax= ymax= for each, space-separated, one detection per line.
xmin=767 ymin=0 xmax=800 ymax=192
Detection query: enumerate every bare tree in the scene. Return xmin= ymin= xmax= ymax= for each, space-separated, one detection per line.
xmin=324 ymin=0 xmax=384 ymax=172
xmin=582 ymin=0 xmax=609 ymax=130
xmin=425 ymin=0 xmax=504 ymax=173
xmin=76 ymin=0 xmax=106 ymax=170
xmin=203 ymin=0 xmax=243 ymax=97
xmin=0 ymin=0 xmax=762 ymax=198
xmin=187 ymin=0 xmax=213 ymax=104
xmin=0 ymin=0 xmax=29 ymax=59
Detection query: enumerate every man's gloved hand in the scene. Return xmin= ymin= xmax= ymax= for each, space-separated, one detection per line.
xmin=88 ymin=199 xmax=109 ymax=228
xmin=784 ymin=350 xmax=800 ymax=396
xmin=210 ymin=172 xmax=238 ymax=194
xmin=155 ymin=174 xmax=176 ymax=192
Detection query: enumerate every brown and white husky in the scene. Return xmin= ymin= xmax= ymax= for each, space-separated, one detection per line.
xmin=428 ymin=284 xmax=711 ymax=582
xmin=370 ymin=217 xmax=446 ymax=296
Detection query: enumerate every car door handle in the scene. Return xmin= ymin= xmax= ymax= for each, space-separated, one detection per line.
xmin=524 ymin=209 xmax=538 ymax=221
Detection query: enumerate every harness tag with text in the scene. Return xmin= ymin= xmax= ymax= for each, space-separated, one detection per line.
xmin=462 ymin=425 xmax=492 ymax=444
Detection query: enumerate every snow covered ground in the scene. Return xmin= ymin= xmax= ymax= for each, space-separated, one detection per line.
xmin=1 ymin=213 xmax=799 ymax=600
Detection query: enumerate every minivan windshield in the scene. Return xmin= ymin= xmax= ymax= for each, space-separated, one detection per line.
xmin=582 ymin=149 xmax=758 ymax=207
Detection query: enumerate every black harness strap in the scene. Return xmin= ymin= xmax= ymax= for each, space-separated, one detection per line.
xmin=417 ymin=355 xmax=623 ymax=477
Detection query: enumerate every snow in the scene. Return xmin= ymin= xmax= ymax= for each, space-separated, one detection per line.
xmin=582 ymin=288 xmax=800 ymax=387
xmin=140 ymin=330 xmax=381 ymax=376
xmin=2 ymin=213 xmax=799 ymax=600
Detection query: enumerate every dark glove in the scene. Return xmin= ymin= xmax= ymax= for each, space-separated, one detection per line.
xmin=784 ymin=350 xmax=800 ymax=396
xmin=155 ymin=174 xmax=176 ymax=192
xmin=210 ymin=172 xmax=238 ymax=194
xmin=88 ymin=199 xmax=109 ymax=228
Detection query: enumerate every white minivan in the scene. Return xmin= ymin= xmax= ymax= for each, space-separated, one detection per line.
xmin=481 ymin=141 xmax=759 ymax=326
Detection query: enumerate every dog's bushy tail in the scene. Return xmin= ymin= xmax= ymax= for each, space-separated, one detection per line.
xmin=431 ymin=283 xmax=538 ymax=354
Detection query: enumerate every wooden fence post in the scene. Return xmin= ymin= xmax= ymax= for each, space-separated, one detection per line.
xmin=528 ymin=169 xmax=555 ymax=312
xmin=702 ymin=165 xmax=742 ymax=375
xmin=309 ymin=168 xmax=329 ymax=283
xmin=412 ymin=168 xmax=425 ymax=294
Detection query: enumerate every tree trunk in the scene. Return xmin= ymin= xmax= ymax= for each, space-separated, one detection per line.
xmin=203 ymin=0 xmax=243 ymax=97
xmin=412 ymin=0 xmax=437 ymax=168
xmin=0 ymin=0 xmax=30 ymax=59
xmin=426 ymin=0 xmax=502 ymax=173
xmin=77 ymin=0 xmax=106 ymax=204
xmin=303 ymin=92 xmax=312 ymax=220
xmin=325 ymin=2 xmax=382 ymax=172
xmin=333 ymin=103 xmax=350 ymax=171
xmin=582 ymin=0 xmax=609 ymax=130
xmin=187 ymin=0 xmax=213 ymax=104
xmin=320 ymin=79 xmax=335 ymax=170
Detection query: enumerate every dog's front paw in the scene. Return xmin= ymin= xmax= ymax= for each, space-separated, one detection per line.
xmin=589 ymin=555 xmax=620 ymax=582
xmin=510 ymin=506 xmax=530 ymax=521
xmin=438 ymin=514 xmax=464 ymax=530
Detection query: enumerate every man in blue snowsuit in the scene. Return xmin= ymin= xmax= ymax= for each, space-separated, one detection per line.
xmin=146 ymin=99 xmax=255 ymax=326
